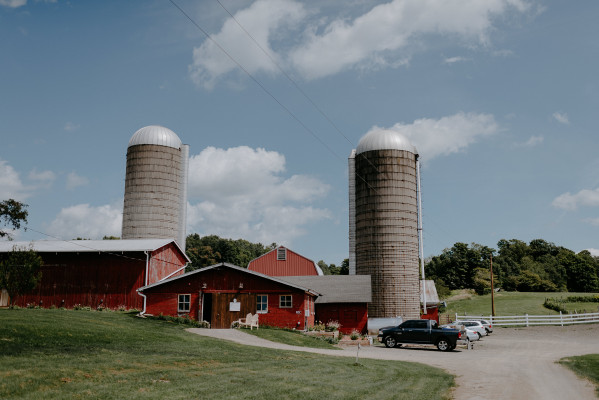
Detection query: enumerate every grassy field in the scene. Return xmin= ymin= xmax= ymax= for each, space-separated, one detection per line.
xmin=559 ymin=355 xmax=599 ymax=396
xmin=442 ymin=290 xmax=599 ymax=319
xmin=0 ymin=309 xmax=454 ymax=400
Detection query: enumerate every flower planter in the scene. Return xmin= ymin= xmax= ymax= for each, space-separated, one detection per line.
xmin=337 ymin=337 xmax=371 ymax=346
xmin=304 ymin=330 xmax=339 ymax=339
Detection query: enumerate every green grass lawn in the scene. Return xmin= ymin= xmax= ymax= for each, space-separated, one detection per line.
xmin=442 ymin=291 xmax=599 ymax=319
xmin=241 ymin=326 xmax=340 ymax=350
xmin=559 ymin=355 xmax=599 ymax=396
xmin=0 ymin=309 xmax=454 ymax=400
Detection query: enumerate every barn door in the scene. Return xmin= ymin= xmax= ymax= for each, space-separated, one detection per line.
xmin=211 ymin=293 xmax=257 ymax=329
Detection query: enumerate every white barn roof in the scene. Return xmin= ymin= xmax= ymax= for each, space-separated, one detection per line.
xmin=0 ymin=238 xmax=189 ymax=261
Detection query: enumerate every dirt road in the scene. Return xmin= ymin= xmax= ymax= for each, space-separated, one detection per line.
xmin=189 ymin=324 xmax=599 ymax=399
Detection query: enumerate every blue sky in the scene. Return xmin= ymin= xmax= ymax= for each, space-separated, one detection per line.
xmin=1 ymin=0 xmax=598 ymax=264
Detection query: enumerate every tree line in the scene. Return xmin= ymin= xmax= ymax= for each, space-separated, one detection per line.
xmin=425 ymin=239 xmax=599 ymax=297
xmin=185 ymin=233 xmax=350 ymax=275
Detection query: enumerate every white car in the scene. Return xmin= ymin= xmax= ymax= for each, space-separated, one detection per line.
xmin=477 ymin=319 xmax=493 ymax=334
xmin=454 ymin=320 xmax=487 ymax=339
xmin=440 ymin=324 xmax=479 ymax=342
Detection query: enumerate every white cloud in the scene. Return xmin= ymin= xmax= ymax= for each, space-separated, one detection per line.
xmin=46 ymin=203 xmax=122 ymax=240
xmin=291 ymin=0 xmax=529 ymax=79
xmin=0 ymin=0 xmax=27 ymax=8
xmin=64 ymin=122 xmax=80 ymax=132
xmin=552 ymin=188 xmax=599 ymax=211
xmin=0 ymin=159 xmax=31 ymax=200
xmin=443 ymin=56 xmax=467 ymax=64
xmin=372 ymin=112 xmax=499 ymax=161
xmin=588 ymin=248 xmax=599 ymax=257
xmin=516 ymin=135 xmax=544 ymax=147
xmin=189 ymin=0 xmax=307 ymax=89
xmin=186 ymin=146 xmax=331 ymax=245
xmin=66 ymin=172 xmax=89 ymax=190
xmin=28 ymin=169 xmax=56 ymax=187
xmin=190 ymin=0 xmax=531 ymax=86
xmin=585 ymin=218 xmax=599 ymax=227
xmin=552 ymin=112 xmax=569 ymax=124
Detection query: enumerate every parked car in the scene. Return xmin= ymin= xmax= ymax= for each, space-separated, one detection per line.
xmin=477 ymin=319 xmax=493 ymax=334
xmin=378 ymin=319 xmax=461 ymax=352
xmin=454 ymin=320 xmax=487 ymax=339
xmin=441 ymin=324 xmax=479 ymax=342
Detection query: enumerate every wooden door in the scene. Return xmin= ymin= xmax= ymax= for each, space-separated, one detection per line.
xmin=211 ymin=293 xmax=257 ymax=329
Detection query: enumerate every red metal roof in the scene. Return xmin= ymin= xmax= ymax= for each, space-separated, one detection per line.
xmin=247 ymin=246 xmax=322 ymax=276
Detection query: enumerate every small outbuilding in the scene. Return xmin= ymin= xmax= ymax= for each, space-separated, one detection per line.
xmin=281 ymin=275 xmax=371 ymax=334
xmin=420 ymin=280 xmax=441 ymax=322
xmin=138 ymin=263 xmax=319 ymax=330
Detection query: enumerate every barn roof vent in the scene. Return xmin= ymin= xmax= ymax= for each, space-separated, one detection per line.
xmin=277 ymin=247 xmax=287 ymax=261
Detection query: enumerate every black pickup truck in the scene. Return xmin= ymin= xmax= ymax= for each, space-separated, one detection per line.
xmin=377 ymin=319 xmax=461 ymax=351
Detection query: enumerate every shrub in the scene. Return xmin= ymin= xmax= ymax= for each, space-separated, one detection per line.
xmin=350 ymin=330 xmax=361 ymax=340
xmin=310 ymin=321 xmax=326 ymax=331
xmin=325 ymin=320 xmax=340 ymax=332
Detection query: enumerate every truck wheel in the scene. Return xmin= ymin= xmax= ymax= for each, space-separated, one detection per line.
xmin=384 ymin=336 xmax=397 ymax=348
xmin=436 ymin=338 xmax=452 ymax=352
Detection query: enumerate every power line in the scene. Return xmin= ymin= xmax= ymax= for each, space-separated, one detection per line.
xmin=169 ymin=0 xmax=343 ymax=162
xmin=169 ymin=0 xmax=382 ymax=194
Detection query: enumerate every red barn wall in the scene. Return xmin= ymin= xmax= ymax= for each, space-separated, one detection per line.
xmin=16 ymin=252 xmax=146 ymax=310
xmin=143 ymin=266 xmax=316 ymax=330
xmin=421 ymin=305 xmax=439 ymax=323
xmin=148 ymin=243 xmax=187 ymax=284
xmin=316 ymin=303 xmax=368 ymax=334
xmin=13 ymin=244 xmax=187 ymax=310
xmin=247 ymin=247 xmax=319 ymax=276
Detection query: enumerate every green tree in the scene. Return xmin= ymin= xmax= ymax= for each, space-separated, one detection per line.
xmin=425 ymin=242 xmax=490 ymax=290
xmin=0 ymin=199 xmax=28 ymax=239
xmin=0 ymin=245 xmax=42 ymax=305
xmin=317 ymin=259 xmax=349 ymax=275
xmin=185 ymin=234 xmax=276 ymax=271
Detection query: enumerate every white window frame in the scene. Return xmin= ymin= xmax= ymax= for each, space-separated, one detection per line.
xmin=277 ymin=247 xmax=286 ymax=261
xmin=279 ymin=294 xmax=292 ymax=308
xmin=178 ymin=294 xmax=191 ymax=313
xmin=257 ymin=294 xmax=268 ymax=314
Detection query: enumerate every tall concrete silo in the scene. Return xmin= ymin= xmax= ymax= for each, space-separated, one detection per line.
xmin=349 ymin=129 xmax=420 ymax=320
xmin=122 ymin=125 xmax=189 ymax=250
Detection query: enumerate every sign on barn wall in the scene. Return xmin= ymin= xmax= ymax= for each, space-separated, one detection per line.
xmin=229 ymin=299 xmax=241 ymax=312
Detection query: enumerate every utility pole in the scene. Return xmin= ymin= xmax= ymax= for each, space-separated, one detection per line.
xmin=490 ymin=253 xmax=496 ymax=316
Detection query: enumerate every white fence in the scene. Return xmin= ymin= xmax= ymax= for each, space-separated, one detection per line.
xmin=455 ymin=311 xmax=599 ymax=327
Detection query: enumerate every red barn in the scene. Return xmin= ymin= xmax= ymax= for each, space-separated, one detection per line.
xmin=0 ymin=239 xmax=188 ymax=310
xmin=247 ymin=246 xmax=323 ymax=276
xmin=281 ymin=275 xmax=371 ymax=334
xmin=139 ymin=263 xmax=319 ymax=330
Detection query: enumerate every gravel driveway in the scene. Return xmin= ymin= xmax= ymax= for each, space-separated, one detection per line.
xmin=188 ymin=324 xmax=599 ymax=400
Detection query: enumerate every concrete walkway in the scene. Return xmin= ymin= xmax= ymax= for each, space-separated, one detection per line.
xmin=188 ymin=324 xmax=599 ymax=400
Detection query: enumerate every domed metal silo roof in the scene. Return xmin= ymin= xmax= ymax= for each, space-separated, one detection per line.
xmin=356 ymin=129 xmax=418 ymax=155
xmin=128 ymin=125 xmax=182 ymax=149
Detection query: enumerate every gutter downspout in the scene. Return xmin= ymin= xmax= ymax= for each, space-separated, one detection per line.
xmin=416 ymin=156 xmax=427 ymax=315
xmin=138 ymin=250 xmax=150 ymax=316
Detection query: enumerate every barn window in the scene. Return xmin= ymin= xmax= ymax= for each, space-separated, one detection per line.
xmin=277 ymin=247 xmax=286 ymax=260
xmin=279 ymin=295 xmax=292 ymax=308
xmin=178 ymin=294 xmax=191 ymax=312
xmin=257 ymin=295 xmax=268 ymax=313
